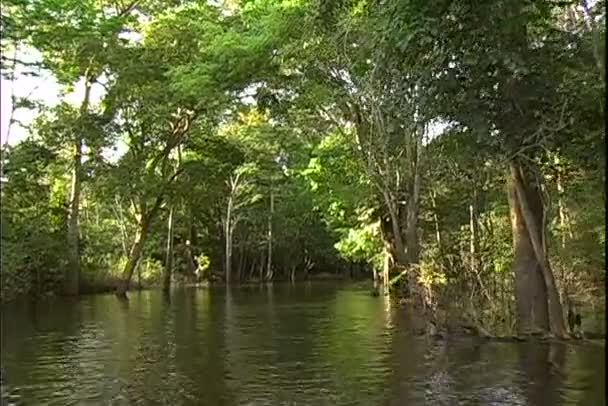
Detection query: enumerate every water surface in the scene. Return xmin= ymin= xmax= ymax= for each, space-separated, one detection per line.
xmin=1 ymin=283 xmax=605 ymax=405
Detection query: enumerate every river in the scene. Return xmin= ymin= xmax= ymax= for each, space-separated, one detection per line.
xmin=1 ymin=282 xmax=605 ymax=405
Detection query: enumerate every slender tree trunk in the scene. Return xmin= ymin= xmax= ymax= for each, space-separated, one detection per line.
xmin=382 ymin=244 xmax=391 ymax=292
xmin=163 ymin=145 xmax=181 ymax=292
xmin=469 ymin=190 xmax=491 ymax=304
xmin=224 ymin=198 xmax=233 ymax=285
xmin=266 ymin=188 xmax=274 ymax=281
xmin=116 ymin=196 xmax=163 ymax=297
xmin=383 ymin=193 xmax=408 ymax=265
xmin=430 ymin=190 xmax=442 ymax=248
xmin=555 ymin=168 xmax=573 ymax=247
xmin=162 ymin=206 xmax=175 ymax=294
xmin=469 ymin=190 xmax=482 ymax=274
xmin=65 ymin=76 xmax=92 ymax=295
xmin=118 ymin=226 xmax=145 ymax=296
xmin=259 ymin=252 xmax=265 ymax=282
xmin=113 ymin=196 xmax=130 ymax=257
xmin=1 ymin=47 xmax=18 ymax=178
xmin=557 ymin=172 xmax=566 ymax=249
xmin=405 ymin=149 xmax=421 ymax=265
xmin=555 ymin=167 xmax=573 ymax=299
xmin=237 ymin=242 xmax=245 ymax=282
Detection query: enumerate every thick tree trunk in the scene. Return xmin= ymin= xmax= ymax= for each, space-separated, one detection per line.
xmin=509 ymin=168 xmax=550 ymax=334
xmin=65 ymin=78 xmax=92 ymax=296
xmin=510 ymin=163 xmax=568 ymax=338
xmin=509 ymin=163 xmax=568 ymax=337
xmin=162 ymin=206 xmax=174 ymax=294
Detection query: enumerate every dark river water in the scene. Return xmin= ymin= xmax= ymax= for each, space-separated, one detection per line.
xmin=1 ymin=282 xmax=605 ymax=405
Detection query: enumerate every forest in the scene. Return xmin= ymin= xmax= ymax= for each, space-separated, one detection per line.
xmin=1 ymin=0 xmax=605 ymax=340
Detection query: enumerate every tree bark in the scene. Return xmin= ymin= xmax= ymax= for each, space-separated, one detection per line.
xmin=510 ymin=163 xmax=568 ymax=338
xmin=509 ymin=166 xmax=550 ymax=334
xmin=116 ymin=196 xmax=163 ymax=297
xmin=65 ymin=75 xmax=92 ymax=295
xmin=162 ymin=206 xmax=174 ymax=294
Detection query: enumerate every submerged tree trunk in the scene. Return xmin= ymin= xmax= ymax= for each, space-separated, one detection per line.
xmin=382 ymin=244 xmax=391 ymax=292
xmin=162 ymin=206 xmax=175 ymax=294
xmin=65 ymin=76 xmax=92 ymax=296
xmin=509 ymin=162 xmax=568 ymax=337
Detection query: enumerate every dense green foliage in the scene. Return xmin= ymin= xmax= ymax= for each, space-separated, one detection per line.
xmin=1 ymin=0 xmax=604 ymax=335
